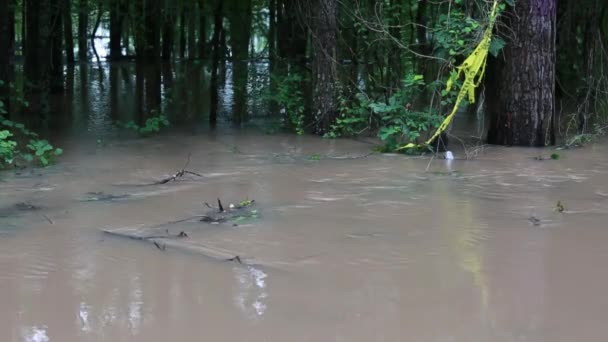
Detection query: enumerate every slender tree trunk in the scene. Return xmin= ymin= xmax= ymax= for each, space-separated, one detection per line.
xmin=209 ymin=0 xmax=223 ymax=127
xmin=311 ymin=0 xmax=338 ymax=134
xmin=63 ymin=0 xmax=75 ymax=64
xmin=0 ymin=0 xmax=14 ymax=116
xmin=179 ymin=4 xmax=186 ymax=59
xmin=487 ymin=0 xmax=556 ymax=146
xmin=187 ymin=1 xmax=196 ymax=58
xmin=78 ymin=0 xmax=88 ymax=61
xmin=268 ymin=0 xmax=277 ymax=116
xmin=198 ymin=0 xmax=206 ymax=59
xmin=228 ymin=0 xmax=252 ymax=125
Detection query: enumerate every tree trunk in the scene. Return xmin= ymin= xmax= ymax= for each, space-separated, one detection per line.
xmin=144 ymin=0 xmax=161 ymax=116
xmin=486 ymin=0 xmax=556 ymax=146
xmin=311 ymin=0 xmax=338 ymax=134
xmin=278 ymin=0 xmax=307 ymax=71
xmin=179 ymin=4 xmax=186 ymax=59
xmin=187 ymin=1 xmax=196 ymax=58
xmin=24 ymin=0 xmax=48 ymax=116
xmin=198 ymin=0 xmax=206 ymax=59
xmin=209 ymin=0 xmax=223 ymax=127
xmin=161 ymin=0 xmax=174 ymax=60
xmin=228 ymin=0 xmax=252 ymax=125
xmin=49 ymin=0 xmax=64 ymax=93
xmin=109 ymin=0 xmax=124 ymax=60
xmin=0 ymin=0 xmax=14 ymax=116
xmin=143 ymin=0 xmax=160 ymax=60
xmin=78 ymin=0 xmax=88 ymax=61
xmin=63 ymin=0 xmax=75 ymax=64
xmin=268 ymin=0 xmax=277 ymax=116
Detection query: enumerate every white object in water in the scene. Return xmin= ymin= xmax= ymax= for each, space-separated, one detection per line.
xmin=445 ymin=151 xmax=454 ymax=160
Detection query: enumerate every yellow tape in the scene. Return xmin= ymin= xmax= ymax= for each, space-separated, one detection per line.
xmin=398 ymin=0 xmax=499 ymax=151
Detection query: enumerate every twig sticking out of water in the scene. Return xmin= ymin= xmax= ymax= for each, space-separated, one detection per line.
xmin=153 ymin=241 xmax=166 ymax=251
xmin=154 ymin=153 xmax=204 ymax=185
xmin=41 ymin=214 xmax=54 ymax=225
xmin=227 ymin=256 xmax=243 ymax=264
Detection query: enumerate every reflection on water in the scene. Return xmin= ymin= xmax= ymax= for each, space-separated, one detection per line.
xmin=1 ymin=133 xmax=608 ymax=341
xmin=22 ymin=326 xmax=49 ymax=342
xmin=233 ymin=266 xmax=269 ymax=318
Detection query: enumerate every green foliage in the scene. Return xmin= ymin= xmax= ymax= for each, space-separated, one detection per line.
xmin=371 ymin=75 xmax=443 ymax=152
xmin=25 ymin=140 xmax=63 ymax=167
xmin=118 ymin=113 xmax=170 ymax=136
xmin=0 ymin=130 xmax=17 ymax=167
xmin=1 ymin=114 xmax=63 ymax=168
xmin=1 ymin=88 xmax=63 ymax=168
xmin=433 ymin=11 xmax=481 ymax=62
xmin=324 ymin=93 xmax=372 ymax=138
xmin=433 ymin=4 xmax=506 ymax=61
xmin=266 ymin=73 xmax=306 ymax=135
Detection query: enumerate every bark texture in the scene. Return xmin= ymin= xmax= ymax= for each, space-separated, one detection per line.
xmin=487 ymin=0 xmax=556 ymax=146
xmin=311 ymin=0 xmax=338 ymax=134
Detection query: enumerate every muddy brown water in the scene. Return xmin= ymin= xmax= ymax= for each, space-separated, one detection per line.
xmin=1 ymin=132 xmax=608 ymax=341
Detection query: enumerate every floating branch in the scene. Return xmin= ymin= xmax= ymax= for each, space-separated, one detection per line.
xmin=154 ymin=153 xmax=204 ymax=185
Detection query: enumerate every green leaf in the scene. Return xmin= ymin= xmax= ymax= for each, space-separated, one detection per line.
xmin=489 ymin=37 xmax=506 ymax=57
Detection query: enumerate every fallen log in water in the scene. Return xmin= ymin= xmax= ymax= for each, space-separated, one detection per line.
xmin=102 ymin=224 xmax=251 ymax=264
xmin=101 ymin=198 xmax=259 ymax=264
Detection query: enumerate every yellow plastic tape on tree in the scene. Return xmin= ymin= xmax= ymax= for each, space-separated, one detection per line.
xmin=398 ymin=0 xmax=499 ymax=151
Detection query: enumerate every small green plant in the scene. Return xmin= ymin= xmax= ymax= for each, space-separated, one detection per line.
xmin=118 ymin=112 xmax=170 ymax=136
xmin=266 ymin=72 xmax=306 ymax=135
xmin=25 ymin=139 xmax=63 ymax=166
xmin=234 ymin=209 xmax=259 ymax=223
xmin=308 ymin=153 xmax=321 ymax=161
xmin=550 ymin=153 xmax=560 ymax=160
xmin=238 ymin=199 xmax=255 ymax=207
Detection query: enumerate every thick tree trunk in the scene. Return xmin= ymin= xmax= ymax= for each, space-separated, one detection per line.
xmin=228 ymin=0 xmax=252 ymax=125
xmin=25 ymin=0 xmax=53 ymax=116
xmin=311 ymin=0 xmax=338 ymax=134
xmin=161 ymin=0 xmax=175 ymax=60
xmin=143 ymin=0 xmax=161 ymax=116
xmin=109 ymin=0 xmax=124 ymax=59
xmin=0 ymin=0 xmax=14 ymax=115
xmin=487 ymin=0 xmax=556 ymax=146
xmin=209 ymin=0 xmax=223 ymax=127
xmin=278 ymin=0 xmax=307 ymax=70
xmin=49 ymin=0 xmax=64 ymax=93
xmin=63 ymin=0 xmax=75 ymax=64
xmin=77 ymin=0 xmax=88 ymax=61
